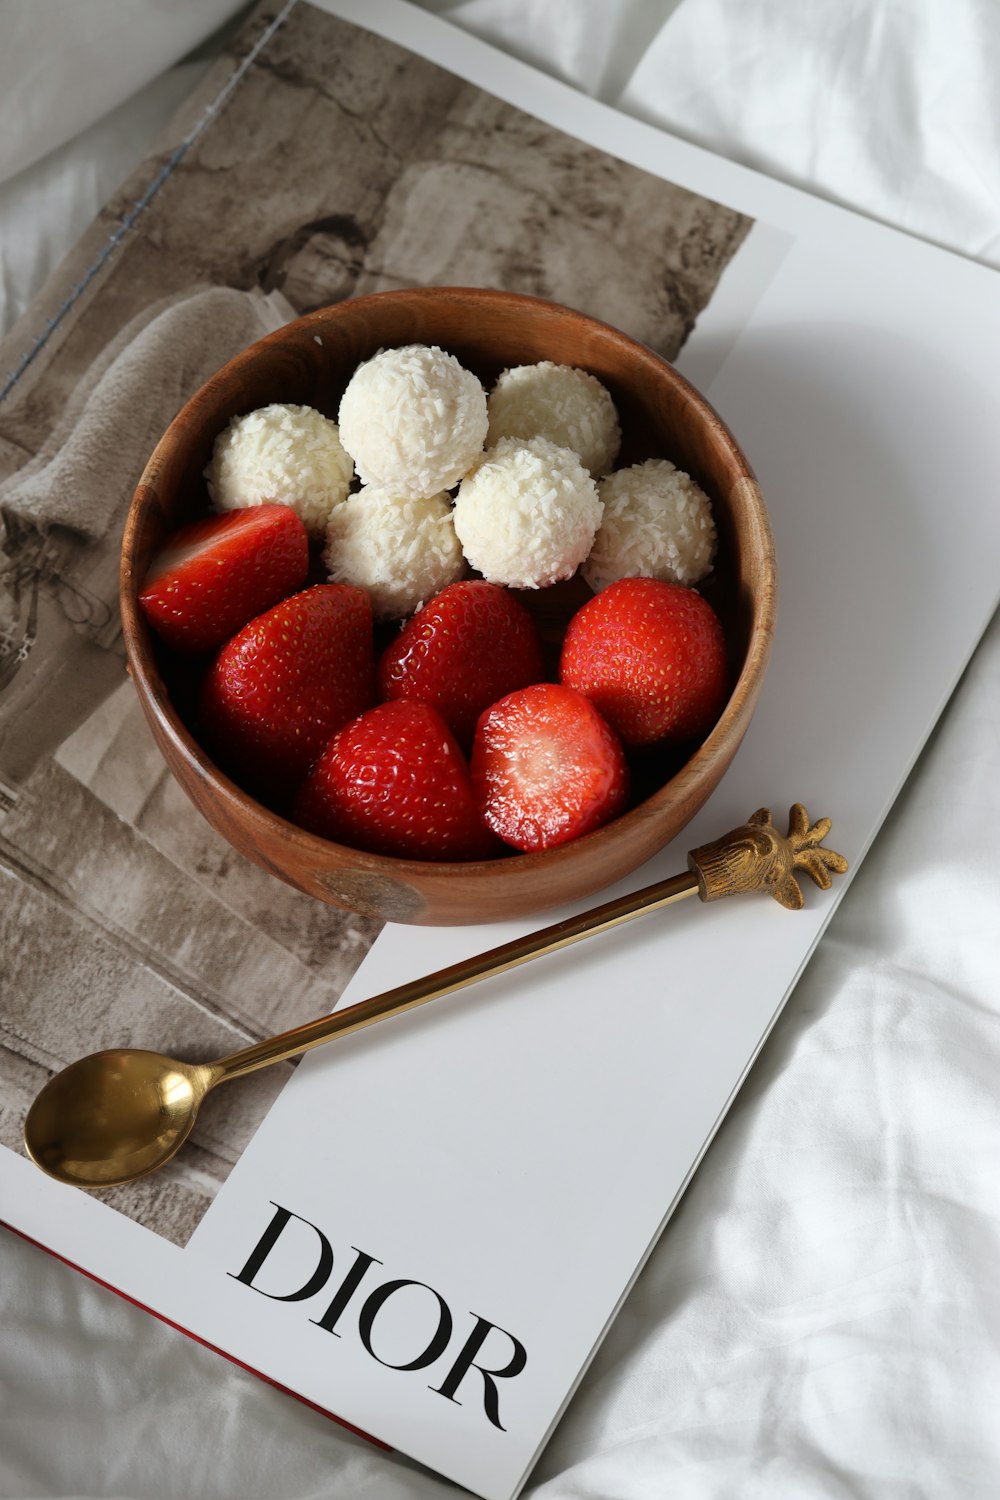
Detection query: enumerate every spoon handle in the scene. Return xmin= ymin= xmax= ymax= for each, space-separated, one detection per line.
xmin=214 ymin=870 xmax=698 ymax=1082
xmin=212 ymin=803 xmax=848 ymax=1085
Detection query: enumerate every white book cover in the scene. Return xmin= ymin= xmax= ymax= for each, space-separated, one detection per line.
xmin=1 ymin=2 xmax=999 ymax=1497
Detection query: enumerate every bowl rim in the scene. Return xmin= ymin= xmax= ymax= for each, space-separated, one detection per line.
xmin=121 ymin=286 xmax=776 ymax=886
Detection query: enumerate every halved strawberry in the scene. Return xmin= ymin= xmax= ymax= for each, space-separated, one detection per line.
xmin=199 ymin=583 xmax=374 ymax=800
xmin=377 ymin=581 xmax=546 ymax=749
xmin=293 ymin=699 xmax=499 ymax=861
xmin=139 ymin=503 xmax=309 ymax=654
xmin=471 ymin=682 xmax=628 ymax=852
xmin=560 ymin=577 xmax=727 ymax=745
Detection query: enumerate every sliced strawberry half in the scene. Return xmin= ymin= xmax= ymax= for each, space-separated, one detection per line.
xmin=471 ymin=682 xmax=629 ymax=853
xmin=293 ymin=699 xmax=500 ymax=861
xmin=138 ymin=503 xmax=309 ymax=654
xmin=199 ymin=583 xmax=374 ymax=800
xmin=377 ymin=580 xmax=546 ymax=749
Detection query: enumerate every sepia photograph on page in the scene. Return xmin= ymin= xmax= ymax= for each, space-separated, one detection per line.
xmin=0 ymin=3 xmax=762 ymax=1249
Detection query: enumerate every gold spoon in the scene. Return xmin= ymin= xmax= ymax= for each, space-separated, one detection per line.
xmin=23 ymin=804 xmax=846 ymax=1190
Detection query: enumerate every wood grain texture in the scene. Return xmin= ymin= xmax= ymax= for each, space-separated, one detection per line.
xmin=122 ymin=287 xmax=776 ymax=925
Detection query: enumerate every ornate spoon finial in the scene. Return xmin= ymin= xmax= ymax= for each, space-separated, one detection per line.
xmin=687 ymin=803 xmax=849 ymax=909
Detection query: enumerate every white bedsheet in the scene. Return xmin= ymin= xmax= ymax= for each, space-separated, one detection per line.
xmin=2 ymin=3 xmax=999 ymax=1496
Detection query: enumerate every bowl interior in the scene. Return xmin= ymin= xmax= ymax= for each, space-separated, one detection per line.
xmin=122 ymin=288 xmax=774 ymax=924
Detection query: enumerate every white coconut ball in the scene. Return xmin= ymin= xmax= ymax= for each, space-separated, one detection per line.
xmin=338 ymin=344 xmax=488 ymax=500
xmin=323 ymin=485 xmax=465 ymax=622
xmin=205 ymin=403 xmax=353 ymax=534
xmin=486 ymin=361 xmax=621 ymax=478
xmin=453 ymin=435 xmax=602 ymax=590
xmin=582 ymin=458 xmax=717 ymax=593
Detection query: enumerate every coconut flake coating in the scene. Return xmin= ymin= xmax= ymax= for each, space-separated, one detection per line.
xmin=486 ymin=361 xmax=621 ymax=477
xmin=453 ymin=435 xmax=602 ymax=590
xmin=323 ymin=485 xmax=465 ymax=622
xmin=205 ymin=403 xmax=353 ymax=534
xmin=582 ymin=458 xmax=717 ymax=593
xmin=338 ymin=344 xmax=488 ymax=500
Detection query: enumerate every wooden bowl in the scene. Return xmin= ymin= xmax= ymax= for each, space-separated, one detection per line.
xmin=121 ymin=287 xmax=775 ymax=926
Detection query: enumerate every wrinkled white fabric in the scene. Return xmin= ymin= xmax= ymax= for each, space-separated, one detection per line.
xmin=0 ymin=1 xmax=243 ymax=186
xmin=417 ymin=0 xmax=689 ymax=100
xmin=2 ymin=2 xmax=999 ymax=1497
xmin=0 ymin=59 xmax=214 ymax=341
xmin=620 ymin=0 xmax=1000 ymax=269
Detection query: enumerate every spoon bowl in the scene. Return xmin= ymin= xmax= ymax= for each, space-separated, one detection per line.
xmin=24 ymin=1050 xmax=218 ymax=1187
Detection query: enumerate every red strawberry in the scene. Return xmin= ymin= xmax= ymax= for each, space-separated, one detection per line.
xmin=200 ymin=583 xmax=373 ymax=799
xmin=377 ymin=581 xmax=546 ymax=749
xmin=139 ymin=504 xmax=309 ymax=653
xmin=559 ymin=577 xmax=727 ymax=746
xmin=471 ymin=682 xmax=628 ymax=852
xmin=293 ymin=700 xmax=499 ymax=861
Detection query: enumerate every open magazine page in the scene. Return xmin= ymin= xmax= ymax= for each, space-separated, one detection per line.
xmin=1 ymin=3 xmax=999 ymax=1497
